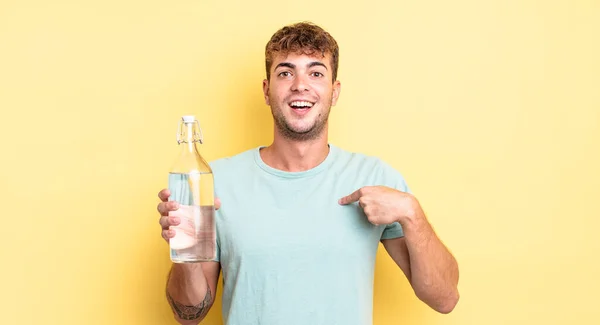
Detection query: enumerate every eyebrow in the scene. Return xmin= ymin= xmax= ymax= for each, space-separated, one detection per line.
xmin=274 ymin=61 xmax=329 ymax=70
xmin=308 ymin=61 xmax=328 ymax=69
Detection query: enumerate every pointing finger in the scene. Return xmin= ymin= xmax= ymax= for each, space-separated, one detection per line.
xmin=339 ymin=189 xmax=362 ymax=205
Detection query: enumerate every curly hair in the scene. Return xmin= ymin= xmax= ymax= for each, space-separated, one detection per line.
xmin=265 ymin=22 xmax=339 ymax=82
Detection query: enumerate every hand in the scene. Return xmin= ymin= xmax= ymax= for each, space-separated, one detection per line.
xmin=338 ymin=186 xmax=418 ymax=226
xmin=157 ymin=188 xmax=221 ymax=244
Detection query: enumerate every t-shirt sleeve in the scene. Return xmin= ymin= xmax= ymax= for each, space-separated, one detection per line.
xmin=378 ymin=159 xmax=412 ymax=240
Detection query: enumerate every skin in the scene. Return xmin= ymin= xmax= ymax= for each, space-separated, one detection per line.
xmin=259 ymin=52 xmax=341 ymax=172
xmin=158 ymin=50 xmax=459 ymax=324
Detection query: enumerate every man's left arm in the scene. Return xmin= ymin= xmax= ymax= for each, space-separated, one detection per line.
xmin=339 ymin=186 xmax=460 ymax=314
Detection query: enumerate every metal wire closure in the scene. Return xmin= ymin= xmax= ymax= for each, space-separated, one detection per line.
xmin=177 ymin=118 xmax=204 ymax=144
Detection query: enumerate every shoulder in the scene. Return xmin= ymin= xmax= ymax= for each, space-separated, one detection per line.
xmin=208 ymin=147 xmax=257 ymax=173
xmin=332 ymin=144 xmax=397 ymax=172
xmin=332 ymin=144 xmax=411 ymax=192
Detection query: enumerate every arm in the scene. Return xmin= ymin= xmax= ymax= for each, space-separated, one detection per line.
xmin=381 ymin=208 xmax=459 ymax=313
xmin=166 ymin=262 xmax=221 ymax=324
xmin=157 ymin=189 xmax=222 ymax=324
xmin=339 ymin=186 xmax=459 ymax=313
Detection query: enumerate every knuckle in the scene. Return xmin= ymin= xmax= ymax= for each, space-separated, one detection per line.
xmin=160 ymin=217 xmax=170 ymax=228
xmin=162 ymin=207 xmax=169 ymax=215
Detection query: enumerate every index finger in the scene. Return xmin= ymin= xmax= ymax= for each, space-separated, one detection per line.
xmin=338 ymin=189 xmax=362 ymax=205
xmin=158 ymin=188 xmax=170 ymax=202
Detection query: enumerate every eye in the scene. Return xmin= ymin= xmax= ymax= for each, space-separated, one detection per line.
xmin=311 ymin=72 xmax=324 ymax=77
xmin=278 ymin=71 xmax=292 ymax=77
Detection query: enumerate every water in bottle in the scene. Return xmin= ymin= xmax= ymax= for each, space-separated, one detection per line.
xmin=168 ymin=115 xmax=216 ymax=263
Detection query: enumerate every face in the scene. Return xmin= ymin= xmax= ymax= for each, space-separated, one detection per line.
xmin=263 ymin=52 xmax=341 ymax=141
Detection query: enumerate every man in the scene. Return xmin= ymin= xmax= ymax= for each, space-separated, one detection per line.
xmin=157 ymin=22 xmax=459 ymax=325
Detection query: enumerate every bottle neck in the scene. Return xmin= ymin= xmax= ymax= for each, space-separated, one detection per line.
xmin=176 ymin=122 xmax=201 ymax=158
xmin=171 ymin=117 xmax=211 ymax=174
xmin=178 ymin=121 xmax=202 ymax=143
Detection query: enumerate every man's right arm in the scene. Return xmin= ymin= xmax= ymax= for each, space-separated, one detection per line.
xmin=166 ymin=262 xmax=221 ymax=325
xmin=158 ymin=188 xmax=222 ymax=324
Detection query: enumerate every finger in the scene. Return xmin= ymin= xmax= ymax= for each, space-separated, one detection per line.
xmin=358 ymin=197 xmax=367 ymax=208
xmin=367 ymin=215 xmax=379 ymax=226
xmin=339 ymin=189 xmax=362 ymax=205
xmin=215 ymin=197 xmax=221 ymax=210
xmin=162 ymin=229 xmax=175 ymax=241
xmin=159 ymin=216 xmax=181 ymax=229
xmin=158 ymin=188 xmax=170 ymax=202
xmin=157 ymin=201 xmax=179 ymax=216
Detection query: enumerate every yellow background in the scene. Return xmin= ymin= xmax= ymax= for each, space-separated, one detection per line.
xmin=1 ymin=0 xmax=598 ymax=324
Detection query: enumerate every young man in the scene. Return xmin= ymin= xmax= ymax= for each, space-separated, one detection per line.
xmin=157 ymin=22 xmax=459 ymax=325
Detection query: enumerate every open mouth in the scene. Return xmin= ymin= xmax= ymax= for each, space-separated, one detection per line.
xmin=289 ymin=100 xmax=315 ymax=112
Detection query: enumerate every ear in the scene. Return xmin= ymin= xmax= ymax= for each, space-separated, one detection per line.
xmin=262 ymin=79 xmax=270 ymax=106
xmin=331 ymin=80 xmax=341 ymax=106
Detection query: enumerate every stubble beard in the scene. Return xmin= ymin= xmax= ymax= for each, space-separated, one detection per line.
xmin=271 ymin=99 xmax=332 ymax=141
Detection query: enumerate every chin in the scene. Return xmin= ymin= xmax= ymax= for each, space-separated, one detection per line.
xmin=288 ymin=123 xmax=315 ymax=133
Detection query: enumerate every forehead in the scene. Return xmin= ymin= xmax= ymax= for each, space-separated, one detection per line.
xmin=271 ymin=52 xmax=332 ymax=69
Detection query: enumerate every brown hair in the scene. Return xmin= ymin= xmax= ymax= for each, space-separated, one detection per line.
xmin=265 ymin=22 xmax=339 ymax=82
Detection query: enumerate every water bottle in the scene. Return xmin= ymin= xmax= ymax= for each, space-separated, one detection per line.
xmin=168 ymin=115 xmax=216 ymax=263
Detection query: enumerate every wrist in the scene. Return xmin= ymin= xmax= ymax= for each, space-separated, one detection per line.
xmin=172 ymin=262 xmax=203 ymax=276
xmin=396 ymin=195 xmax=423 ymax=225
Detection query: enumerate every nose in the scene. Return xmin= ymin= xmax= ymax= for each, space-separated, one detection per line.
xmin=291 ymin=74 xmax=310 ymax=92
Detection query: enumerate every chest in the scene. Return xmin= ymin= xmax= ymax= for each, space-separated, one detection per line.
xmin=215 ymin=175 xmax=384 ymax=266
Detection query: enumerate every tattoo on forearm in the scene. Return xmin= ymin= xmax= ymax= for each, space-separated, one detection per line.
xmin=166 ymin=282 xmax=213 ymax=321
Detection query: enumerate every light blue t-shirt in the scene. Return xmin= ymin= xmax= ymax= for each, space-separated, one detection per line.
xmin=209 ymin=144 xmax=410 ymax=325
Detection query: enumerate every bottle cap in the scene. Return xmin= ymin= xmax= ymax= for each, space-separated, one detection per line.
xmin=182 ymin=115 xmax=195 ymax=123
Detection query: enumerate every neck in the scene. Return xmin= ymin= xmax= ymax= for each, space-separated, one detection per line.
xmin=260 ymin=126 xmax=330 ymax=172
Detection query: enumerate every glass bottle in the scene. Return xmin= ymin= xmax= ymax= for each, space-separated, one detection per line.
xmin=168 ymin=115 xmax=216 ymax=263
